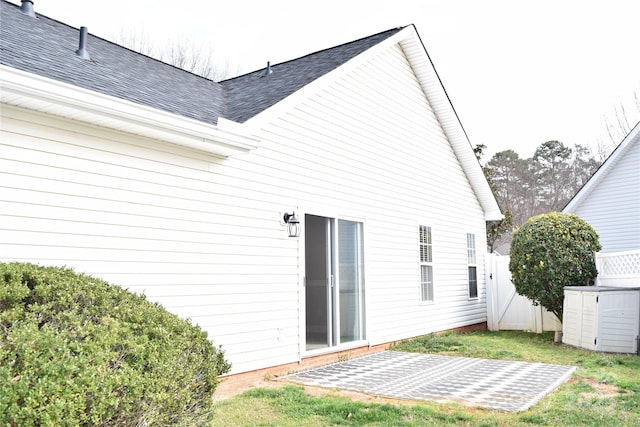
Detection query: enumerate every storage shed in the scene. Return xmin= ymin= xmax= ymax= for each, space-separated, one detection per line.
xmin=562 ymin=286 xmax=640 ymax=354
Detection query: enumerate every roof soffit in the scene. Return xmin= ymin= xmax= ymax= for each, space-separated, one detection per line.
xmin=398 ymin=27 xmax=502 ymax=221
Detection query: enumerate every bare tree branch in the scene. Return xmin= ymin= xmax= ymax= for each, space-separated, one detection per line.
xmin=604 ymin=85 xmax=640 ymax=147
xmin=113 ymin=30 xmax=238 ymax=81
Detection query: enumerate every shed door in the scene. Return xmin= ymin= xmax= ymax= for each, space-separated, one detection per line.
xmin=581 ymin=293 xmax=599 ymax=350
xmin=304 ymin=214 xmax=365 ymax=351
xmin=597 ymin=291 xmax=639 ymax=353
xmin=562 ymin=291 xmax=582 ymax=346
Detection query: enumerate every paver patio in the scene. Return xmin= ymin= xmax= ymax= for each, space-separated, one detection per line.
xmin=284 ymin=351 xmax=576 ymax=411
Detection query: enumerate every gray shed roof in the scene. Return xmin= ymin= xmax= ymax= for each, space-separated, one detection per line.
xmin=0 ymin=0 xmax=401 ymax=125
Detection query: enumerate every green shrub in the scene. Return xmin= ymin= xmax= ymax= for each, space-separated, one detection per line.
xmin=0 ymin=262 xmax=231 ymax=426
xmin=509 ymin=212 xmax=601 ymax=322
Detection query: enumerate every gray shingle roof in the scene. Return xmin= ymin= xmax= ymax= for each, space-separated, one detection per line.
xmin=0 ymin=0 xmax=402 ymax=125
xmin=0 ymin=1 xmax=224 ymax=125
xmin=219 ymin=28 xmax=402 ymax=123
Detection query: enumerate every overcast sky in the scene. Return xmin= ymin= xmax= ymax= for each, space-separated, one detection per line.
xmin=17 ymin=0 xmax=640 ymax=159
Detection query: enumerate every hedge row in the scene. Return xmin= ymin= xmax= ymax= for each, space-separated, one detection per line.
xmin=0 ymin=262 xmax=230 ymax=426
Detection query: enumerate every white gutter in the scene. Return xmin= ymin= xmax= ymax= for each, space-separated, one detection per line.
xmin=0 ymin=65 xmax=259 ymax=158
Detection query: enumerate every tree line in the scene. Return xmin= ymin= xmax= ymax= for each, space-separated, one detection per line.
xmin=478 ymin=141 xmax=602 ymax=253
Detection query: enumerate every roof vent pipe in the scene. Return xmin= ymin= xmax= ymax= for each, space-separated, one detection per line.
xmin=75 ymin=26 xmax=91 ymax=60
xmin=262 ymin=61 xmax=273 ymax=77
xmin=20 ymin=0 xmax=36 ymax=17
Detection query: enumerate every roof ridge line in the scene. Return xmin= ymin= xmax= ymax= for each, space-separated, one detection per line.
xmin=220 ymin=26 xmax=408 ymax=83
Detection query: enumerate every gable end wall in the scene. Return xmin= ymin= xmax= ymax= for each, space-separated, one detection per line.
xmin=0 ymin=44 xmax=489 ymax=374
xmin=570 ymin=138 xmax=640 ymax=253
xmin=253 ymin=43 xmax=489 ymax=347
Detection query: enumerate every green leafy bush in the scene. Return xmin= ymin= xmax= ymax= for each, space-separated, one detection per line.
xmin=0 ymin=262 xmax=231 ymax=426
xmin=509 ymin=212 xmax=601 ymax=322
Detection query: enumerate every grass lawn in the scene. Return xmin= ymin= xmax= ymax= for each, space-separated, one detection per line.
xmin=211 ymin=331 xmax=640 ymax=426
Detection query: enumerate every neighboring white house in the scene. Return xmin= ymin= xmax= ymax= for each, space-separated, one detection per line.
xmin=563 ymin=121 xmax=640 ymax=288
xmin=0 ymin=1 xmax=502 ymax=376
xmin=563 ymin=121 xmax=640 ymax=254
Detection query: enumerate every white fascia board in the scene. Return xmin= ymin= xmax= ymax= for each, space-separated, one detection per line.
xmin=563 ymin=121 xmax=640 ymax=213
xmin=398 ymin=27 xmax=503 ymax=221
xmin=0 ymin=65 xmax=259 ymax=158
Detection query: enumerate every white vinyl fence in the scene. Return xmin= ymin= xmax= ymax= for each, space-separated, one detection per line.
xmin=595 ymin=250 xmax=640 ymax=287
xmin=485 ymin=254 xmax=561 ymax=332
xmin=485 ymin=250 xmax=640 ymax=332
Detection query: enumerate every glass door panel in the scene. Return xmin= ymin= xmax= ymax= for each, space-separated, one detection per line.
xmin=305 ymin=215 xmax=330 ymax=350
xmin=305 ymin=215 xmax=365 ymax=351
xmin=338 ymin=219 xmax=365 ymax=344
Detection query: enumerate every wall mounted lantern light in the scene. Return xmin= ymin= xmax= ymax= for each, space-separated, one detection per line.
xmin=283 ymin=212 xmax=301 ymax=238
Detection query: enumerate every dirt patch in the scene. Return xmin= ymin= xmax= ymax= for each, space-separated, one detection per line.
xmin=213 ymin=378 xmax=275 ymax=401
xmin=569 ymin=377 xmax=621 ymax=401
xmin=213 ymin=377 xmax=423 ymax=406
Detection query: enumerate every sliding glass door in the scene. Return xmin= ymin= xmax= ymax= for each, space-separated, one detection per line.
xmin=305 ymin=215 xmax=365 ymax=351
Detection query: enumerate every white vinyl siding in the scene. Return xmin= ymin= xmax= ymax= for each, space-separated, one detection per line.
xmin=0 ymin=106 xmax=301 ymax=374
xmin=1 ymin=40 xmax=491 ymax=374
xmin=257 ymin=44 xmax=489 ymax=346
xmin=564 ymin=134 xmax=640 ymax=253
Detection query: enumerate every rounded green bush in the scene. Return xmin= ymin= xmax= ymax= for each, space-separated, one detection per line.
xmin=0 ymin=263 xmax=231 ymax=426
xmin=509 ymin=212 xmax=601 ymax=322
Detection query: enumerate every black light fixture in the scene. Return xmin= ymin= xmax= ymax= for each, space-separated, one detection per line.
xmin=283 ymin=212 xmax=301 ymax=238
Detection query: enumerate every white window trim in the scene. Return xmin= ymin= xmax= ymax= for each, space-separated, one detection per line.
xmin=419 ymin=225 xmax=434 ymax=304
xmin=466 ymin=233 xmax=478 ymax=300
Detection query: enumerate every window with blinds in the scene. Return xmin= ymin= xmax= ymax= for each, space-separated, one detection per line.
xmin=419 ymin=225 xmax=433 ymax=302
xmin=467 ymin=233 xmax=478 ymax=299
